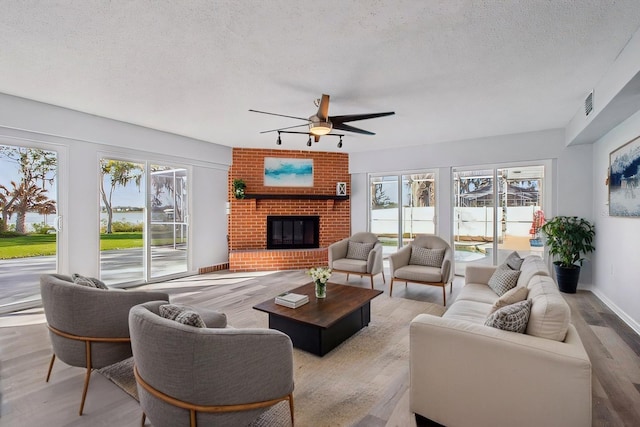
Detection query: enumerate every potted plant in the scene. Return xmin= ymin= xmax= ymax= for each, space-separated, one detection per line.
xmin=232 ymin=178 xmax=246 ymax=199
xmin=540 ymin=216 xmax=595 ymax=293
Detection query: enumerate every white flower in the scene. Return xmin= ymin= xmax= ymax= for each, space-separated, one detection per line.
xmin=307 ymin=266 xmax=332 ymax=284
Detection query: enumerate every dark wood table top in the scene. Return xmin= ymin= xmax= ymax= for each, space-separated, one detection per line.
xmin=253 ymin=282 xmax=382 ymax=329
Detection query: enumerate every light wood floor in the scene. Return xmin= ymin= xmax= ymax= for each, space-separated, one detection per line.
xmin=1 ymin=269 xmax=639 ymax=426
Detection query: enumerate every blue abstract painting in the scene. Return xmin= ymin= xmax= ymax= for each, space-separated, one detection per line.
xmin=264 ymin=157 xmax=313 ymax=187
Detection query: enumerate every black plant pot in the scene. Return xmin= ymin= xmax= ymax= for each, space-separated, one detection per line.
xmin=553 ymin=263 xmax=581 ymax=294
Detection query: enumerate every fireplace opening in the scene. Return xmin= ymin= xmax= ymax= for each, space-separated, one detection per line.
xmin=267 ymin=216 xmax=319 ymax=250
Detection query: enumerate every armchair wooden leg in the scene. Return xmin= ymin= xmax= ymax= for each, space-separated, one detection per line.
xmin=442 ymin=287 xmax=446 ymax=306
xmin=389 ymin=278 xmax=394 ymax=296
xmin=450 ymin=282 xmax=453 ymax=294
xmin=346 ymin=273 xmax=350 ymax=281
xmin=46 ymin=354 xmax=56 ymax=382
xmin=381 ymin=271 xmax=386 ymax=284
xmin=369 ymin=275 xmax=374 ymax=289
xmin=189 ymin=409 xmax=196 ymax=427
xmin=79 ymin=341 xmax=93 ymax=415
xmin=288 ymin=393 xmax=295 ymax=426
xmin=141 ymin=412 xmax=146 ymax=426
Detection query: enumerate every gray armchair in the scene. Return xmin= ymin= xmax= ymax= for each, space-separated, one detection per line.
xmin=129 ymin=301 xmax=295 ymax=427
xmin=328 ymin=232 xmax=385 ymax=289
xmin=40 ymin=273 xmax=169 ymax=415
xmin=388 ymin=234 xmax=454 ymax=305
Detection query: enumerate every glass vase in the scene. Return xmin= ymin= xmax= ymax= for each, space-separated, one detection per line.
xmin=315 ymin=280 xmax=326 ymax=299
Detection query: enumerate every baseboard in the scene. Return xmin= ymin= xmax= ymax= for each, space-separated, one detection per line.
xmin=585 ymin=285 xmax=640 ymax=336
xmin=198 ymin=263 xmax=230 ymax=274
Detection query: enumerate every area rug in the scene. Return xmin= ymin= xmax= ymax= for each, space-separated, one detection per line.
xmin=98 ymin=294 xmax=436 ymax=426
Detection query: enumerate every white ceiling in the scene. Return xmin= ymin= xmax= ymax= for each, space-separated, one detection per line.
xmin=2 ymin=1 xmax=640 ymax=153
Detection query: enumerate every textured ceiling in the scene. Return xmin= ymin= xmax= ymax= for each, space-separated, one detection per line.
xmin=2 ymin=1 xmax=640 ymax=153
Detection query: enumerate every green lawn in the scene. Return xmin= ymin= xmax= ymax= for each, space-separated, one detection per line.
xmin=0 ymin=233 xmax=144 ymax=259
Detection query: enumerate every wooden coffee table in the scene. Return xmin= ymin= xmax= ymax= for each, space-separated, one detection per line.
xmin=253 ymin=282 xmax=382 ymax=356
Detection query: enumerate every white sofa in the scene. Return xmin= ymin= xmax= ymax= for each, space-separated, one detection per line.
xmin=409 ymin=256 xmax=592 ymax=427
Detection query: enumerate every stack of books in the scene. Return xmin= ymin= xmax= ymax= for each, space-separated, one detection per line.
xmin=275 ymin=292 xmax=309 ymax=308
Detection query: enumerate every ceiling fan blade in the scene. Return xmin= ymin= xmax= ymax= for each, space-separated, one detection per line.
xmin=249 ymin=109 xmax=310 ymax=121
xmin=330 ymin=111 xmax=395 ymax=124
xmin=316 ymin=94 xmax=330 ymax=120
xmin=260 ymin=123 xmax=309 ymax=134
xmin=332 ymin=122 xmax=375 ymax=135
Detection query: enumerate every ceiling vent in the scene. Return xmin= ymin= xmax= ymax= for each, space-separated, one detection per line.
xmin=585 ymin=91 xmax=594 ymax=116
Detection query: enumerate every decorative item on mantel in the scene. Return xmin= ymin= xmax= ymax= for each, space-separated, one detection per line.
xmin=308 ymin=266 xmax=332 ymax=298
xmin=233 ymin=178 xmax=246 ymax=199
xmin=336 ymin=182 xmax=347 ymax=196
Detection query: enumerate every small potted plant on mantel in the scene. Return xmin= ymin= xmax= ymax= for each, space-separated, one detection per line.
xmin=540 ymin=216 xmax=595 ymax=293
xmin=233 ymin=178 xmax=246 ymax=199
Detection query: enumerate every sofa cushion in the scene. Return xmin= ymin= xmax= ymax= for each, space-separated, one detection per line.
xmin=504 ymin=251 xmax=524 ymax=270
xmin=443 ymin=299 xmax=493 ymax=323
xmin=516 ymin=256 xmax=549 ymax=288
xmin=526 ymin=275 xmax=571 ymax=341
xmin=487 ymin=265 xmax=521 ymax=296
xmin=409 ymin=246 xmax=445 ymax=267
xmin=489 ymin=286 xmax=529 ymax=314
xmin=485 ymin=299 xmax=532 ymax=333
xmin=393 ymin=265 xmax=442 ymax=283
xmin=159 ymin=304 xmax=206 ymax=328
xmin=457 ymin=283 xmax=500 ymax=304
xmin=71 ymin=273 xmax=109 ymax=289
xmin=346 ymin=241 xmax=374 ymax=260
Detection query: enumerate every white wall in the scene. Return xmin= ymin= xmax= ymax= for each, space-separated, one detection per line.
xmin=0 ymin=93 xmax=232 ymax=278
xmin=591 ymin=108 xmax=640 ymax=333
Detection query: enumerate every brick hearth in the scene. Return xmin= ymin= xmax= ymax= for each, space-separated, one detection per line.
xmin=228 ymin=148 xmax=350 ymax=271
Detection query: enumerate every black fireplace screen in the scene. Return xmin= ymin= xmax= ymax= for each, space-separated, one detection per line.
xmin=266 ymin=216 xmax=319 ymax=249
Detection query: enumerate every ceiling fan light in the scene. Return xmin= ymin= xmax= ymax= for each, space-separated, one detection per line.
xmin=309 ymin=121 xmax=332 ymax=136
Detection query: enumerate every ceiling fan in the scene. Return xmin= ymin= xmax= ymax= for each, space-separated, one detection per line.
xmin=249 ymin=94 xmax=394 ymax=147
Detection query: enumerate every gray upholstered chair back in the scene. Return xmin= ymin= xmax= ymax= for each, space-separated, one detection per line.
xmin=129 ymin=301 xmax=295 ymax=427
xmin=40 ymin=273 xmax=169 ymax=369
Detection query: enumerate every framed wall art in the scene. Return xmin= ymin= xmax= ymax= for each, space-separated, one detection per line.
xmin=264 ymin=157 xmax=313 ymax=187
xmin=609 ymin=135 xmax=640 ymax=216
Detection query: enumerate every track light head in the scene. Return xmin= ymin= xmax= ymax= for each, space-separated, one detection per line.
xmin=337 ymin=136 xmax=343 ymax=148
xmin=276 ymin=132 xmax=282 ymax=145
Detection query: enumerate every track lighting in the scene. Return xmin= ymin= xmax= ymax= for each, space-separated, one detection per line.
xmin=272 ymin=130 xmax=345 ymax=148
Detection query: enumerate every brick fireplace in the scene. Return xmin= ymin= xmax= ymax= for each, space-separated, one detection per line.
xmin=228 ymin=148 xmax=350 ymax=272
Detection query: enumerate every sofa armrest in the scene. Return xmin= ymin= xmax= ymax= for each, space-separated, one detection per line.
xmin=328 ymin=238 xmax=349 ymax=266
xmin=409 ymin=314 xmax=591 ymax=427
xmin=464 ymin=264 xmax=497 ymax=286
xmin=389 ymin=245 xmax=411 ymax=275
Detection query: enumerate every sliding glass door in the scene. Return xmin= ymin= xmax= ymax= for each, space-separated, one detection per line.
xmin=453 ymin=166 xmax=544 ymax=275
xmin=370 ymin=171 xmax=436 ymax=256
xmin=0 ymin=143 xmax=58 ymax=312
xmin=99 ymin=158 xmax=189 ymax=285
xmin=149 ymin=165 xmax=188 ymax=278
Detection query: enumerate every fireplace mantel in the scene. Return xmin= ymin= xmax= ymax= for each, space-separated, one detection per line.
xmin=243 ymin=194 xmax=349 ymax=201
